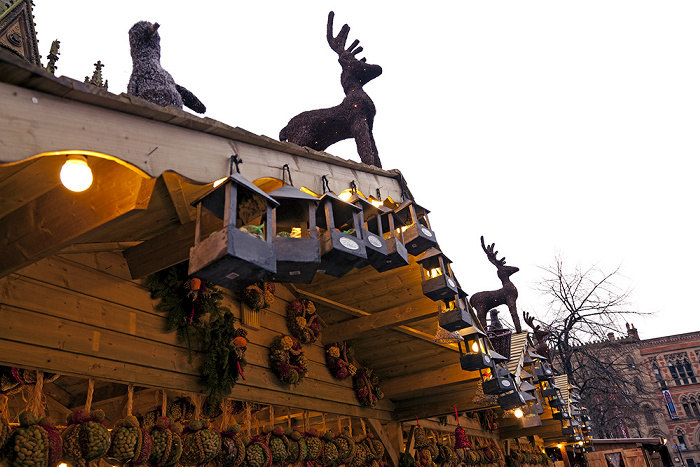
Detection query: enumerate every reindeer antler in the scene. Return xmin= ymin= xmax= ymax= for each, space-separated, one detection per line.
xmin=481 ymin=236 xmax=507 ymax=269
xmin=327 ymin=11 xmax=365 ymax=60
xmin=523 ymin=311 xmax=540 ymax=332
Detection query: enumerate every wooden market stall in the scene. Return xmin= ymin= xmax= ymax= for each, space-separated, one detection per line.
xmin=0 ymin=8 xmax=581 ymax=465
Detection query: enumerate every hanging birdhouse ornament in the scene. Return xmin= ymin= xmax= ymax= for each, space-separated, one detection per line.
xmin=189 ymin=173 xmax=279 ymax=290
xmin=497 ymin=389 xmax=527 ymax=410
xmin=417 ymin=248 xmax=459 ymax=301
xmin=438 ymin=288 xmax=473 ymax=332
xmin=366 ymin=205 xmax=409 ymax=272
xmin=268 ymin=184 xmax=321 ymax=283
xmin=393 ymin=199 xmax=437 ymax=256
xmin=345 ymin=193 xmax=391 ymax=270
xmin=315 ymin=192 xmax=367 ymax=277
xmin=457 ymin=326 xmax=492 ymax=371
xmin=481 ymin=352 xmax=516 ymax=395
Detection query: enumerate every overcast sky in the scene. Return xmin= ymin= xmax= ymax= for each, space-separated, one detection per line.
xmin=31 ymin=1 xmax=700 ymax=340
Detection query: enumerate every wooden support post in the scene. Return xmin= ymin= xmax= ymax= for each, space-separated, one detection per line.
xmin=366 ymin=418 xmax=399 ymax=467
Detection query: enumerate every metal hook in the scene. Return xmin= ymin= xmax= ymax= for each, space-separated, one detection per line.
xmin=230 ymin=153 xmax=243 ymax=175
xmin=282 ymin=164 xmax=293 ymax=186
xmin=350 ymin=180 xmax=357 ymax=193
xmin=321 ymin=175 xmax=331 ymax=194
xmin=376 ymin=187 xmax=382 ymax=200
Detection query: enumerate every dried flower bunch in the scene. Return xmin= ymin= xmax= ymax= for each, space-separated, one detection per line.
xmin=286 ymin=300 xmax=321 ymax=345
xmin=325 ymin=343 xmax=357 ymax=380
xmin=239 ymin=282 xmax=276 ymax=312
xmin=269 ymin=335 xmax=308 ymax=385
xmin=352 ymin=368 xmax=384 ymax=408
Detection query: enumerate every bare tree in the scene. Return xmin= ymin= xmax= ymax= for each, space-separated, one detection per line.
xmin=534 ymin=255 xmax=656 ymax=438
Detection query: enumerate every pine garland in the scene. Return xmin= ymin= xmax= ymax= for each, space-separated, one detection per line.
xmin=146 ymin=262 xmax=247 ymax=416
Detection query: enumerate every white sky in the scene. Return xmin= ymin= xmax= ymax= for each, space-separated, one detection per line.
xmin=31 ymin=1 xmax=700 ymax=340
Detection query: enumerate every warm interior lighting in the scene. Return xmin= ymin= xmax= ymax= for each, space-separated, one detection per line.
xmin=471 ymin=341 xmax=480 ymax=353
xmin=338 ymin=191 xmax=352 ymax=202
xmin=291 ymin=227 xmax=302 ymax=238
xmin=557 ymin=444 xmax=563 ymax=449
xmin=213 ymin=177 xmax=228 ymax=188
xmin=58 ymin=464 xmax=68 ymax=467
xmin=427 ymin=267 xmax=442 ymax=278
xmin=514 ymin=408 xmax=524 ymax=418
xmin=578 ymin=441 xmax=584 ymax=446
xmin=370 ymin=198 xmax=383 ymax=207
xmin=60 ymin=155 xmax=92 ymax=192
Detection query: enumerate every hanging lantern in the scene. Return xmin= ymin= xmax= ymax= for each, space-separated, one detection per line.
xmin=188 ymin=173 xmax=278 ymax=290
xmin=547 ymin=387 xmax=567 ymax=408
xmin=366 ymin=205 xmax=410 ymax=272
xmin=497 ymin=389 xmax=527 ymax=410
xmin=540 ymin=380 xmax=559 ymax=398
xmin=268 ymin=184 xmax=321 ymax=283
xmin=393 ymin=199 xmax=437 ymax=256
xmin=438 ymin=288 xmax=473 ymax=332
xmin=345 ymin=193 xmax=390 ymax=270
xmin=416 ymin=248 xmax=459 ymax=301
xmin=457 ymin=326 xmax=492 ymax=371
xmin=520 ymin=380 xmax=544 ymax=415
xmin=481 ymin=351 xmax=516 ymax=395
xmin=552 ymin=408 xmax=571 ymax=421
xmin=531 ymin=351 xmax=554 ymax=379
xmin=315 ymin=192 xmax=367 ymax=277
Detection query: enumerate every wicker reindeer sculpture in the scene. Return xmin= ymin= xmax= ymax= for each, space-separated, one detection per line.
xmin=470 ymin=236 xmax=522 ymax=333
xmin=279 ymin=11 xmax=383 ymax=168
xmin=523 ymin=312 xmax=551 ymax=360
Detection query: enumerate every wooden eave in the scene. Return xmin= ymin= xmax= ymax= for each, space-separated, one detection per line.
xmin=0 ymin=50 xmax=497 ymax=424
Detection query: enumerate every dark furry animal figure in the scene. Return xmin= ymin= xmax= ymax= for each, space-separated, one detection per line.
xmin=127 ymin=21 xmax=206 ymax=113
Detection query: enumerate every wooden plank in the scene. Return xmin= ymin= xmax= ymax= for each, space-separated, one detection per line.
xmin=56 ymin=251 xmax=133 ymax=280
xmin=0 ymin=161 xmax=156 ymax=278
xmin=0 ymin=82 xmax=404 ymax=201
xmin=59 ymin=242 xmax=141 ymax=253
xmin=0 ymin=156 xmax=63 ymax=218
xmin=162 ymin=171 xmax=198 ymax=224
xmin=391 ymin=386 xmax=496 ymax=421
xmin=123 ymin=212 xmax=221 ymax=279
xmin=367 ymin=419 xmax=399 ymax=467
xmin=322 ymin=302 xmax=438 ymax=344
xmin=381 ymin=364 xmax=481 ymax=399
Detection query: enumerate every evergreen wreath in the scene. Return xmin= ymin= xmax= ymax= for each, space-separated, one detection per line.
xmin=146 ymin=262 xmax=247 ymax=416
xmin=269 ymin=335 xmax=308 ymax=385
xmin=286 ymin=299 xmax=321 ymax=344
xmin=352 ymin=367 xmax=384 ymax=408
xmin=324 ymin=342 xmax=357 ymax=380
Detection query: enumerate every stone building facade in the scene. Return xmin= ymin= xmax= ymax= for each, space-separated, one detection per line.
xmin=598 ymin=326 xmax=700 ymax=466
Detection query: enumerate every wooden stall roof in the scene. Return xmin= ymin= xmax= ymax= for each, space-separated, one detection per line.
xmin=0 ymin=48 xmax=503 ymax=424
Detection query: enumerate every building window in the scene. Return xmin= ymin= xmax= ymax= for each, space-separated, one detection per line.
xmin=653 ymin=363 xmax=667 ymax=389
xmin=669 ymin=363 xmax=682 ymax=385
xmin=690 ymin=397 xmax=700 ymax=417
xmin=685 ymin=358 xmax=697 ymax=384
xmin=678 ymin=433 xmax=688 ymax=450
xmin=688 ymin=459 xmax=696 ymax=467
xmin=682 ymin=398 xmax=692 ymax=418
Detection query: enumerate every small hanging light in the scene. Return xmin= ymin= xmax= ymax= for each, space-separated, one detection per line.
xmin=514 ymin=408 xmax=524 ymax=418
xmin=60 ymin=155 xmax=93 ymax=192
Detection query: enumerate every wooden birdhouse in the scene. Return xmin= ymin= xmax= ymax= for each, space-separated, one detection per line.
xmin=417 ymin=248 xmax=459 ymax=301
xmin=458 ymin=326 xmax=492 ymax=371
xmin=497 ymin=389 xmax=527 ymax=410
xmin=345 ymin=193 xmax=389 ymax=270
xmin=552 ymin=407 xmax=571 ymax=421
xmin=315 ymin=192 xmax=367 ymax=277
xmin=267 ymin=184 xmax=321 ymax=283
xmin=481 ymin=352 xmax=516 ymax=395
xmin=393 ymin=199 xmax=437 ymax=256
xmin=188 ymin=173 xmax=279 ymax=290
xmin=438 ymin=288 xmax=473 ymax=332
xmin=365 ymin=205 xmax=409 ymax=272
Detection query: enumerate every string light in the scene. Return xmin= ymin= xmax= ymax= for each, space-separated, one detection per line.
xmin=514 ymin=408 xmax=524 ymax=418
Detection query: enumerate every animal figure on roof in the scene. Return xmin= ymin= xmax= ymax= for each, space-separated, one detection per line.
xmin=279 ymin=12 xmax=383 ymax=168
xmin=127 ymin=21 xmax=206 ymax=113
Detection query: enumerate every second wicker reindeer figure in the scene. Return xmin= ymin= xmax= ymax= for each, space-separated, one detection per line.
xmin=470 ymin=236 xmax=522 ymax=333
xmin=279 ymin=12 xmax=383 ymax=168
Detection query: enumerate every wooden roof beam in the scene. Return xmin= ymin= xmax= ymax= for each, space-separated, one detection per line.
xmin=381 ymin=363 xmax=481 ymax=399
xmin=322 ymin=302 xmax=437 ymax=344
xmin=0 ymin=161 xmax=155 ymax=278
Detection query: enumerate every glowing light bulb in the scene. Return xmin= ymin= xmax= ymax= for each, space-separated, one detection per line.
xmin=60 ymin=156 xmax=92 ymax=192
xmin=557 ymin=444 xmax=563 ymax=449
xmin=339 ymin=191 xmax=352 ymax=201
xmin=471 ymin=341 xmax=480 ymax=353
xmin=514 ymin=408 xmax=524 ymax=418
xmin=213 ymin=177 xmax=228 ymax=188
xmin=578 ymin=441 xmax=584 ymax=446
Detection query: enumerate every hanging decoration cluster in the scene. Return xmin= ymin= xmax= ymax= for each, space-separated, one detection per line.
xmin=146 ymin=263 xmax=247 ymax=414
xmin=239 ymin=282 xmax=276 ymax=312
xmin=285 ymin=299 xmax=321 ymax=344
xmin=325 ymin=343 xmax=357 ymax=380
xmin=352 ymin=368 xmax=384 ymax=408
xmin=269 ymin=335 xmax=308 ymax=385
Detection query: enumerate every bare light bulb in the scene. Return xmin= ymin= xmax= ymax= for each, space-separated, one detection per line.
xmin=60 ymin=155 xmax=92 ymax=192
xmin=514 ymin=408 xmax=524 ymax=418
